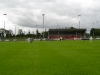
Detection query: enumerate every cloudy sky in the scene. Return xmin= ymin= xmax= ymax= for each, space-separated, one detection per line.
xmin=0 ymin=0 xmax=100 ymax=34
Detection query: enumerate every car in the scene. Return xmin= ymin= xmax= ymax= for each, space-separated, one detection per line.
xmin=81 ymin=38 xmax=89 ymax=40
xmin=96 ymin=38 xmax=100 ymax=40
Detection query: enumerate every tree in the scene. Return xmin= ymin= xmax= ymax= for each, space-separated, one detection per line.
xmin=36 ymin=29 xmax=39 ymax=38
xmin=18 ymin=29 xmax=23 ymax=35
xmin=25 ymin=30 xmax=35 ymax=38
xmin=28 ymin=30 xmax=30 ymax=34
xmin=84 ymin=33 xmax=90 ymax=38
xmin=17 ymin=29 xmax=25 ymax=37
xmin=9 ymin=29 xmax=13 ymax=36
xmin=90 ymin=28 xmax=100 ymax=37
xmin=6 ymin=30 xmax=13 ymax=38
xmin=65 ymin=27 xmax=67 ymax=29
xmin=70 ymin=27 xmax=76 ymax=29
xmin=44 ymin=29 xmax=48 ymax=38
xmin=35 ymin=29 xmax=42 ymax=38
xmin=90 ymin=28 xmax=94 ymax=36
xmin=0 ymin=28 xmax=13 ymax=38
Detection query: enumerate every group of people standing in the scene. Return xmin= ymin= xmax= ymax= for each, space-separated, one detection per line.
xmin=27 ymin=36 xmax=93 ymax=43
xmin=74 ymin=36 xmax=93 ymax=42
xmin=28 ymin=38 xmax=33 ymax=43
xmin=59 ymin=36 xmax=93 ymax=43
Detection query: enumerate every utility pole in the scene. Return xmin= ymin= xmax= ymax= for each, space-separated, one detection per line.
xmin=42 ymin=14 xmax=45 ymax=39
xmin=78 ymin=15 xmax=81 ymax=29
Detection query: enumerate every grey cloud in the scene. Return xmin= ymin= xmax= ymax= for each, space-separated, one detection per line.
xmin=1 ymin=0 xmax=100 ymax=33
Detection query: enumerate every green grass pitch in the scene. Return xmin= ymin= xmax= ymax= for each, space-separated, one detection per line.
xmin=0 ymin=40 xmax=100 ymax=75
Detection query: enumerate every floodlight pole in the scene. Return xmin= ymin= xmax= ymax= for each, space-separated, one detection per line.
xmin=4 ymin=21 xmax=5 ymax=29
xmin=57 ymin=25 xmax=59 ymax=29
xmin=14 ymin=25 xmax=16 ymax=39
xmin=3 ymin=14 xmax=7 ymax=29
xmin=48 ymin=30 xmax=49 ymax=39
xmin=76 ymin=32 xmax=77 ymax=39
xmin=78 ymin=15 xmax=81 ymax=29
xmin=42 ymin=14 xmax=45 ymax=39
xmin=36 ymin=25 xmax=38 ymax=38
xmin=57 ymin=25 xmax=59 ymax=39
xmin=93 ymin=22 xmax=94 ymax=37
xmin=3 ymin=14 xmax=7 ymax=39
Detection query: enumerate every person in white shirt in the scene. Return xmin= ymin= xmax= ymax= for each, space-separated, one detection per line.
xmin=89 ymin=36 xmax=93 ymax=43
xmin=28 ymin=38 xmax=30 ymax=43
xmin=74 ymin=37 xmax=76 ymax=41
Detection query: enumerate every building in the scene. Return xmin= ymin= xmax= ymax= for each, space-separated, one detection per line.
xmin=49 ymin=29 xmax=86 ymax=40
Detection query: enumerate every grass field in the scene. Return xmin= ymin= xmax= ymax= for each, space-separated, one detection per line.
xmin=0 ymin=40 xmax=100 ymax=75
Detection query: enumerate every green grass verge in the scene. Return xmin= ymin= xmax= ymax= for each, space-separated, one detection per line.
xmin=0 ymin=40 xmax=100 ymax=75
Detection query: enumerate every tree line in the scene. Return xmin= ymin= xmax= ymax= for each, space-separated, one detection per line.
xmin=90 ymin=28 xmax=100 ymax=37
xmin=0 ymin=28 xmax=48 ymax=39
xmin=1 ymin=27 xmax=100 ymax=39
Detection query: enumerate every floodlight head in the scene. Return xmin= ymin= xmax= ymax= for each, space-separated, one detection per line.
xmin=3 ymin=14 xmax=7 ymax=15
xmin=78 ymin=15 xmax=81 ymax=16
xmin=42 ymin=14 xmax=45 ymax=16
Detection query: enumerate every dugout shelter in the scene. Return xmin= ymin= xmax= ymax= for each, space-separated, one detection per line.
xmin=49 ymin=29 xmax=86 ymax=40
